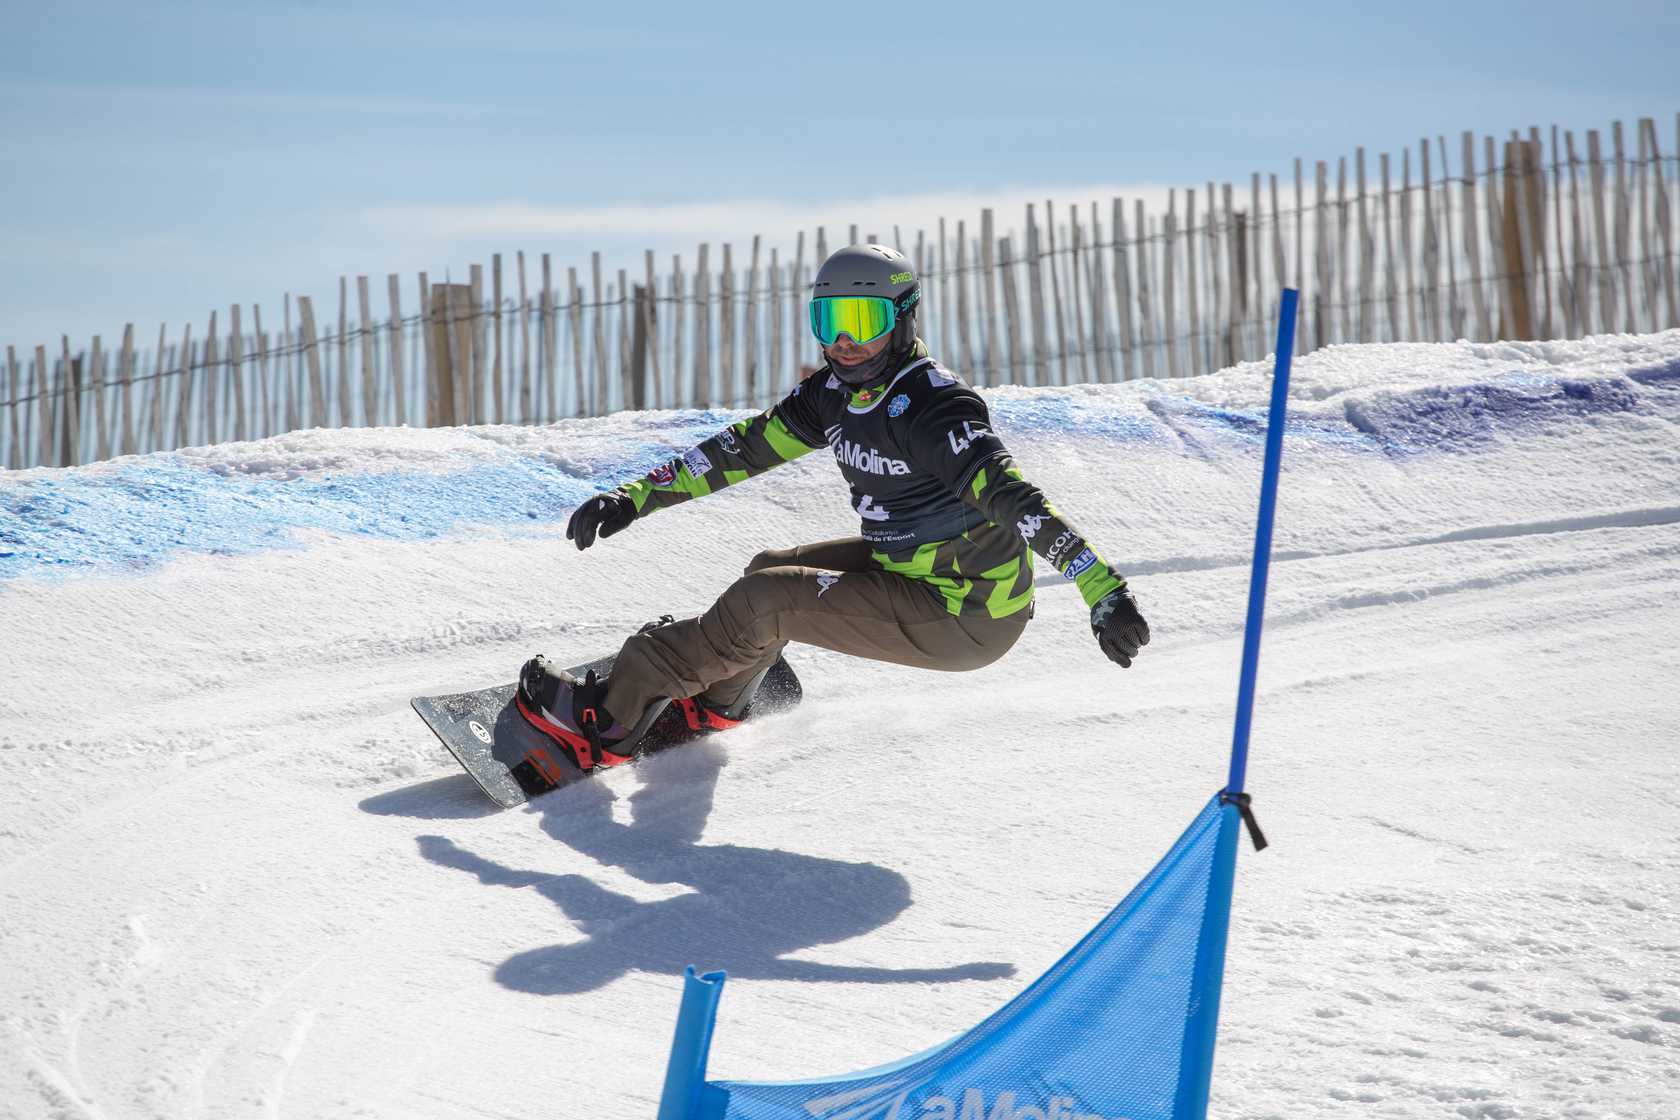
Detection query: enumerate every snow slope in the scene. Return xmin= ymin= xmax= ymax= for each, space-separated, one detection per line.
xmin=2 ymin=332 xmax=1678 ymax=1120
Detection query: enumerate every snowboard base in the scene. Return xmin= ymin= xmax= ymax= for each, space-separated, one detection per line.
xmin=411 ymin=655 xmax=803 ymax=808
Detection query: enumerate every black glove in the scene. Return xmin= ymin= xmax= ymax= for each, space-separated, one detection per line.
xmin=1091 ymin=587 xmax=1150 ymax=668
xmin=566 ymin=491 xmax=637 ymax=551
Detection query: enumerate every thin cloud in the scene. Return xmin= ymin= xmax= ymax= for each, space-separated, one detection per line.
xmin=363 ymin=184 xmax=1180 ymax=248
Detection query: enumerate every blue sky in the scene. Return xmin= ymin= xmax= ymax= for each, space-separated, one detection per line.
xmin=2 ymin=0 xmax=1673 ymax=355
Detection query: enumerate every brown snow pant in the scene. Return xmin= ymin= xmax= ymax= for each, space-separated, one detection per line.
xmin=603 ymin=537 xmax=1029 ymax=722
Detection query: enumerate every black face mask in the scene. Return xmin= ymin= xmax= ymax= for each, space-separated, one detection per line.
xmin=826 ymin=314 xmax=917 ymax=388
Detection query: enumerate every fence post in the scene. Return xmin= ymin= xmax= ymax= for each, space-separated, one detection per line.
xmin=1586 ymin=130 xmax=1616 ymax=332
xmin=297 ymin=297 xmax=327 ymax=430
xmin=1222 ymin=184 xmax=1240 ymax=365
xmin=414 ymin=275 xmax=433 ymax=426
xmin=1646 ymin=118 xmax=1679 ymax=328
xmin=1183 ymin=189 xmax=1200 ymax=375
xmin=1461 ymin=134 xmax=1490 ymax=340
xmin=1335 ymin=158 xmax=1351 ymax=343
xmin=1068 ymin=205 xmax=1090 ymax=384
xmin=252 ymin=305 xmax=272 ymax=438
xmin=1420 ymin=141 xmax=1442 ymax=340
xmin=1636 ymin=120 xmax=1656 ymax=329
xmin=1135 ymin=200 xmax=1155 ymax=379
xmin=226 ymin=304 xmax=245 ymax=440
xmin=541 ymin=253 xmax=557 ymax=420
xmin=1022 ymin=205 xmax=1047 ymax=385
xmin=1233 ymin=197 xmax=1251 ymax=362
xmin=790 ymin=231 xmax=806 ymax=387
xmin=768 ymin=247 xmax=782 ymax=399
xmin=203 ymin=311 xmax=221 ymax=446
xmin=955 ymin=220 xmax=975 ymax=378
xmin=631 ymin=283 xmax=651 ymax=410
xmin=5 ymin=346 xmax=19 ymax=469
xmin=667 ymin=260 xmax=685 ymax=409
xmin=89 ymin=333 xmax=108 ymax=461
xmin=468 ymin=264 xmax=486 ymax=425
xmin=386 ymin=275 xmax=407 ymax=427
xmin=1435 ymin=138 xmax=1461 ymax=340
xmin=351 ymin=280 xmax=374 ymax=427
xmin=331 ymin=278 xmax=349 ymax=428
xmin=743 ymin=236 xmax=760 ymax=406
xmin=1509 ymin=137 xmax=1547 ymax=340
xmin=115 ymin=319 xmax=135 ymax=456
xmin=567 ymin=266 xmax=586 ymax=416
xmin=1612 ymin=121 xmax=1635 ymax=333
xmin=979 ymin=208 xmax=999 ymax=386
xmin=152 ymin=322 xmax=169 ymax=449
xmin=998 ymin=235 xmax=1024 ymax=384
xmin=692 ymin=244 xmax=711 ymax=409
xmin=1531 ymin=127 xmax=1556 ymax=337
xmin=507 ymin=253 xmax=527 ymax=422
xmin=717 ymin=245 xmax=734 ymax=407
xmin=34 ymin=345 xmax=53 ymax=465
xmin=591 ymin=251 xmax=609 ymax=415
xmin=646 ymin=249 xmax=664 ymax=409
xmin=1113 ymin=198 xmax=1136 ymax=381
xmin=1087 ymin=202 xmax=1113 ymax=383
xmin=426 ymin=285 xmax=459 ymax=427
xmin=1156 ymin=197 xmax=1175 ymax=378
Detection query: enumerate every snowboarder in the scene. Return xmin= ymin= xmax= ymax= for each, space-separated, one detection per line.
xmin=518 ymin=244 xmax=1150 ymax=770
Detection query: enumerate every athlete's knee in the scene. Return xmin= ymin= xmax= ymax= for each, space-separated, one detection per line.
xmin=743 ymin=547 xmax=792 ymax=577
xmin=715 ymin=565 xmax=813 ymax=649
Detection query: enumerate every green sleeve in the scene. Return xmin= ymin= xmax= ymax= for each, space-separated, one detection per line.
xmin=619 ymin=408 xmax=820 ymax=517
xmin=962 ymin=456 xmax=1128 ymax=610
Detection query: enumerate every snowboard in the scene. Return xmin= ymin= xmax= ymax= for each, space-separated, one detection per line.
xmin=410 ymin=654 xmax=803 ymax=808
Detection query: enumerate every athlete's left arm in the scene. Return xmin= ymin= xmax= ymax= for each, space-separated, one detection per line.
xmin=911 ymin=391 xmax=1129 ymax=610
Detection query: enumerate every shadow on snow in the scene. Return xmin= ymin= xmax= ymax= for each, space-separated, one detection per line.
xmin=375 ymin=740 xmax=1016 ymax=995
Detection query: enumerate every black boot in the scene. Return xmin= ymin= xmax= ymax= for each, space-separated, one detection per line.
xmin=516 ymin=657 xmax=642 ymax=770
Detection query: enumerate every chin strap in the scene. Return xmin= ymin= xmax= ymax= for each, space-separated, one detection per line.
xmin=828 ymin=317 xmax=919 ymax=388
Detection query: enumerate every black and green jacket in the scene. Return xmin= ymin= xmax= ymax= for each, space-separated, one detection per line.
xmin=618 ymin=341 xmax=1127 ymax=619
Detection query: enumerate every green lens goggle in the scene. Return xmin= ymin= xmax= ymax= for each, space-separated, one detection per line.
xmin=809 ymin=296 xmax=898 ymax=347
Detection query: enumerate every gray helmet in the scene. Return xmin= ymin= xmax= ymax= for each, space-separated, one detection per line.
xmin=811 ymin=244 xmax=921 ymax=315
xmin=810 ymin=244 xmax=921 ymax=385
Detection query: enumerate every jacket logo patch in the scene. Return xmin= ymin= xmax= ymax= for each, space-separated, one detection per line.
xmin=887 ymin=393 xmax=910 ymax=418
xmin=1017 ymin=513 xmax=1046 ymax=541
xmin=832 ymin=437 xmax=910 ymax=476
xmin=1046 ymin=528 xmax=1079 ymax=567
xmin=1064 ymin=547 xmax=1098 ymax=581
xmin=682 ymin=447 xmax=713 ymax=477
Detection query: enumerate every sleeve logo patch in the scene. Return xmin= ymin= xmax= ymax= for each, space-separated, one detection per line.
xmin=650 ymin=464 xmax=676 ymax=486
xmin=1063 ymin=547 xmax=1098 ymax=581
xmin=682 ymin=447 xmax=714 ymax=478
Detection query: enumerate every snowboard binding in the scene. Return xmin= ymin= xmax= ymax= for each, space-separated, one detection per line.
xmin=515 ymin=657 xmax=667 ymax=774
xmin=674 ymin=663 xmax=776 ymax=732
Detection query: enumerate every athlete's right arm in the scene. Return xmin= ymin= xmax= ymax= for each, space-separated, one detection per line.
xmin=567 ymin=381 xmax=827 ymax=549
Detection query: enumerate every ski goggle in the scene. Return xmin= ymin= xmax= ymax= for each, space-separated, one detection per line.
xmin=809 ymin=296 xmax=898 ymax=347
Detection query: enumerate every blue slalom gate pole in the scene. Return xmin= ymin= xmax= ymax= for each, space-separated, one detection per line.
xmin=1225 ymin=288 xmax=1298 ymax=797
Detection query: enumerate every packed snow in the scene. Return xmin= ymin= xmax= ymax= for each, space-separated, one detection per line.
xmin=2 ymin=332 xmax=1677 ymax=1120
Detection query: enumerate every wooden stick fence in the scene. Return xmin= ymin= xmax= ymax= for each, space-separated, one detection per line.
xmin=5 ymin=113 xmax=1680 ymax=471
